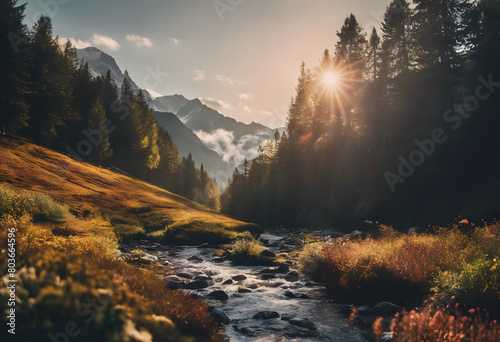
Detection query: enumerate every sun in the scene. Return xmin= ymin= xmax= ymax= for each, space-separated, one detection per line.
xmin=322 ymin=71 xmax=340 ymax=89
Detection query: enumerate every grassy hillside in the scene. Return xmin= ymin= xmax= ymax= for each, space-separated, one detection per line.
xmin=0 ymin=137 xmax=259 ymax=243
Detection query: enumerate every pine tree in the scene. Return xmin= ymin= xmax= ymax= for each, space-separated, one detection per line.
xmin=368 ymin=28 xmax=381 ymax=81
xmin=0 ymin=0 xmax=30 ymax=135
xmin=87 ymin=99 xmax=113 ymax=162
xmin=27 ymin=15 xmax=75 ymax=147
xmin=381 ymin=0 xmax=413 ymax=77
xmin=413 ymin=0 xmax=475 ymax=71
xmin=285 ymin=62 xmax=312 ymax=141
xmin=334 ymin=14 xmax=367 ymax=80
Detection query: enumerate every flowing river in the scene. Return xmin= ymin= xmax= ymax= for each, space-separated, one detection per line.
xmin=127 ymin=233 xmax=371 ymax=342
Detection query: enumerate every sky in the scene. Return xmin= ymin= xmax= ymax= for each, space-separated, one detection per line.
xmin=21 ymin=0 xmax=390 ymax=128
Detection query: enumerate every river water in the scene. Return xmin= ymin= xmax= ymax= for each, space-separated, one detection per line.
xmin=140 ymin=233 xmax=370 ymax=342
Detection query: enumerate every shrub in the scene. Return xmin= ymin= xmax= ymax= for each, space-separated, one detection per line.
xmin=433 ymin=256 xmax=500 ymax=312
xmin=0 ymin=184 xmax=70 ymax=222
xmin=229 ymin=238 xmax=270 ymax=265
xmin=297 ymin=242 xmax=324 ymax=275
xmin=391 ymin=301 xmax=500 ymax=341
xmin=0 ymin=248 xmax=191 ymax=342
xmin=300 ymin=222 xmax=500 ymax=307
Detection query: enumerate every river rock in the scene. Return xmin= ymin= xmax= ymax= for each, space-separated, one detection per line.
xmin=211 ymin=309 xmax=230 ymax=325
xmin=185 ymin=279 xmax=213 ymax=289
xmin=277 ymin=263 xmax=290 ymax=273
xmin=369 ymin=302 xmax=402 ymax=317
xmin=284 ymin=290 xmax=308 ymax=299
xmin=267 ymin=281 xmax=285 ymax=288
xmin=188 ymin=255 xmax=203 ymax=262
xmin=162 ymin=276 xmax=186 ymax=290
xmin=194 ymin=275 xmax=212 ymax=281
xmin=222 ymin=279 xmax=233 ymax=285
xmin=246 ymin=283 xmax=259 ymax=289
xmin=212 ymin=257 xmax=226 ymax=263
xmin=253 ymin=311 xmax=280 ymax=319
xmin=232 ymin=275 xmax=247 ymax=281
xmin=206 ymin=290 xmax=229 ymax=301
xmin=285 ymin=328 xmax=319 ymax=338
xmin=289 ymin=318 xmax=317 ymax=331
xmin=260 ymin=249 xmax=277 ymax=258
xmin=238 ymin=287 xmax=252 ymax=293
xmin=260 ymin=273 xmax=276 ymax=280
xmin=176 ymin=272 xmax=192 ymax=279
xmin=284 ymin=270 xmax=299 ymax=281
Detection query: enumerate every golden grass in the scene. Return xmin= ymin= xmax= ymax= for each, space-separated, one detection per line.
xmin=0 ymin=202 xmax=221 ymax=340
xmin=0 ymin=137 xmax=258 ymax=242
xmin=300 ymin=223 xmax=500 ymax=306
xmin=390 ymin=301 xmax=500 ymax=341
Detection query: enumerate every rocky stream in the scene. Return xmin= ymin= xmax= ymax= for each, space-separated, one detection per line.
xmin=120 ymin=232 xmax=397 ymax=342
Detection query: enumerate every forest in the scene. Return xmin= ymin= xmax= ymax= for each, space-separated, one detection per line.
xmin=1 ymin=3 xmax=221 ymax=210
xmin=221 ymin=0 xmax=500 ymax=229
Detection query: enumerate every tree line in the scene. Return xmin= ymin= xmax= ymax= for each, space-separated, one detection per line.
xmin=0 ymin=1 xmax=220 ymax=210
xmin=222 ymin=0 xmax=500 ymax=229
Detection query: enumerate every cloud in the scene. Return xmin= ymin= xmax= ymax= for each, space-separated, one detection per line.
xmin=239 ymin=92 xmax=254 ymax=101
xmin=126 ymin=34 xmax=153 ymax=48
xmin=59 ymin=34 xmax=120 ymax=51
xmin=199 ymin=97 xmax=233 ymax=111
xmin=91 ymin=34 xmax=120 ymax=51
xmin=171 ymin=38 xmax=182 ymax=46
xmin=216 ymin=74 xmax=246 ymax=86
xmin=59 ymin=37 xmax=91 ymax=49
xmin=242 ymin=105 xmax=252 ymax=113
xmin=193 ymin=69 xmax=206 ymax=81
xmin=194 ymin=129 xmax=261 ymax=166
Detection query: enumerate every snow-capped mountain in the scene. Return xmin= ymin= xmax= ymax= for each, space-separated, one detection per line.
xmin=76 ymin=46 xmax=278 ymax=185
xmin=76 ymin=47 xmax=139 ymax=92
xmin=152 ymin=95 xmax=277 ymax=167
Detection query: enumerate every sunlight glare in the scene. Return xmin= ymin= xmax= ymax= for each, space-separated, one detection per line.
xmin=322 ymin=71 xmax=340 ymax=89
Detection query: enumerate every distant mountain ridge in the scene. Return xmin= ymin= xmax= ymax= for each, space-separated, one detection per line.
xmin=153 ymin=112 xmax=234 ymax=185
xmin=75 ymin=46 xmax=278 ymax=184
xmin=152 ymin=95 xmax=277 ymax=166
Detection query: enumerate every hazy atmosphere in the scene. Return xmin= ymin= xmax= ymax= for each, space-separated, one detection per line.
xmin=1 ymin=0 xmax=499 ymax=341
xmin=22 ymin=0 xmax=390 ymax=127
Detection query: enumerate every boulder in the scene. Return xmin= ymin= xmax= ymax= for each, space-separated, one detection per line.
xmin=284 ymin=291 xmax=309 ymax=299
xmin=253 ymin=311 xmax=280 ymax=319
xmin=188 ymin=255 xmax=203 ymax=262
xmin=289 ymin=318 xmax=317 ymax=331
xmin=260 ymin=273 xmax=276 ymax=280
xmin=162 ymin=276 xmax=186 ymax=290
xmin=175 ymin=272 xmax=192 ymax=279
xmin=238 ymin=287 xmax=252 ymax=293
xmin=232 ymin=275 xmax=247 ymax=281
xmin=206 ymin=290 xmax=229 ymax=301
xmin=284 ymin=270 xmax=299 ymax=282
xmin=211 ymin=309 xmax=230 ymax=325
xmin=246 ymin=283 xmax=259 ymax=289
xmin=193 ymin=275 xmax=212 ymax=281
xmin=222 ymin=279 xmax=233 ymax=285
xmin=185 ymin=280 xmax=213 ymax=289
xmin=277 ymin=264 xmax=290 ymax=274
